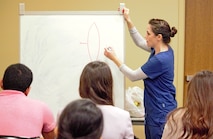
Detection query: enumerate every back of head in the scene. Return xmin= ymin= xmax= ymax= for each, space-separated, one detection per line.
xmin=184 ymin=70 xmax=213 ymax=138
xmin=79 ymin=61 xmax=114 ymax=105
xmin=187 ymin=70 xmax=213 ymax=108
xmin=149 ymin=18 xmax=177 ymax=44
xmin=57 ymin=99 xmax=103 ymax=139
xmin=2 ymin=63 xmax=33 ymax=92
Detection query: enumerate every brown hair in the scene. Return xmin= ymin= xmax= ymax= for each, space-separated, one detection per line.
xmin=149 ymin=18 xmax=177 ymax=44
xmin=79 ymin=61 xmax=114 ymax=105
xmin=167 ymin=70 xmax=213 ymax=139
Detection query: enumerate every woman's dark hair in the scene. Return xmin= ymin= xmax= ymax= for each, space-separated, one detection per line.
xmin=3 ymin=63 xmax=33 ymax=92
xmin=79 ymin=61 xmax=114 ymax=105
xmin=149 ymin=18 xmax=177 ymax=44
xmin=57 ymin=99 xmax=104 ymax=139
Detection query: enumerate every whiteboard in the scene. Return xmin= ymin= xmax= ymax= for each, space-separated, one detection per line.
xmin=20 ymin=12 xmax=125 ymax=118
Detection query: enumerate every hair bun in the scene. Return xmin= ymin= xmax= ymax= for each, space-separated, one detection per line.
xmin=170 ymin=27 xmax=178 ymax=37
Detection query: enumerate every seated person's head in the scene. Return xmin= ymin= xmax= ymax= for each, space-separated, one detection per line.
xmin=79 ymin=61 xmax=113 ymax=105
xmin=1 ymin=63 xmax=33 ymax=94
xmin=187 ymin=70 xmax=213 ymax=104
xmin=57 ymin=99 xmax=103 ymax=139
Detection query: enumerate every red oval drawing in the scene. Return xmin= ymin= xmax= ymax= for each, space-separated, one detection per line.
xmin=87 ymin=22 xmax=101 ymax=61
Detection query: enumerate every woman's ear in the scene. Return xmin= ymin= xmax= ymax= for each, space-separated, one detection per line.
xmin=157 ymin=34 xmax=163 ymax=41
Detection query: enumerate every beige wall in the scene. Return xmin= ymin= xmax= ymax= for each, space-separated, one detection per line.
xmin=0 ymin=0 xmax=185 ymax=106
xmin=0 ymin=0 xmax=184 ymax=138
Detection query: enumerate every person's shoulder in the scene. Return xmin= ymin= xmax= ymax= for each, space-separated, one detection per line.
xmin=26 ymin=97 xmax=51 ymax=109
xmin=98 ymin=105 xmax=127 ymax=111
xmin=168 ymin=45 xmax=174 ymax=50
xmin=98 ymin=105 xmax=130 ymax=116
xmin=155 ymin=48 xmax=174 ymax=65
xmin=168 ymin=107 xmax=186 ymax=121
xmin=174 ymin=108 xmax=185 ymax=116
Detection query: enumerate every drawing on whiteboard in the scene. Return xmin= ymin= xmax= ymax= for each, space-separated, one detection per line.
xmin=20 ymin=14 xmax=125 ymax=119
xmin=80 ymin=22 xmax=101 ymax=61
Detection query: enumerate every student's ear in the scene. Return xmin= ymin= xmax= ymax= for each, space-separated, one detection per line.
xmin=24 ymin=87 xmax=31 ymax=96
xmin=0 ymin=79 xmax=3 ymax=89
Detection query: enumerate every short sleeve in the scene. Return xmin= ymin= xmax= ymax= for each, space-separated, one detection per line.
xmin=142 ymin=56 xmax=163 ymax=79
xmin=42 ymin=103 xmax=56 ymax=132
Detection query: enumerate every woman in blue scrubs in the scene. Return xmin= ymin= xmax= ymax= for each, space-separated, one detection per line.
xmin=104 ymin=7 xmax=177 ymax=139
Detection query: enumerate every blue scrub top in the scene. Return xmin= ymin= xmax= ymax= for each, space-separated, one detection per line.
xmin=141 ymin=47 xmax=177 ymax=126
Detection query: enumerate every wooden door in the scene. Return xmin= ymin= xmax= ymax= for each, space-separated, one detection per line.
xmin=184 ymin=0 xmax=213 ymax=104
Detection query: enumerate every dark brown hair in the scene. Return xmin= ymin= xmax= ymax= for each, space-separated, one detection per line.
xmin=149 ymin=18 xmax=177 ymax=44
xmin=3 ymin=63 xmax=33 ymax=92
xmin=57 ymin=99 xmax=103 ymax=139
xmin=79 ymin=61 xmax=114 ymax=105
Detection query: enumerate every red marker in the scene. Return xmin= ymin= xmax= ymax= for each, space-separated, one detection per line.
xmin=119 ymin=3 xmax=125 ymax=14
